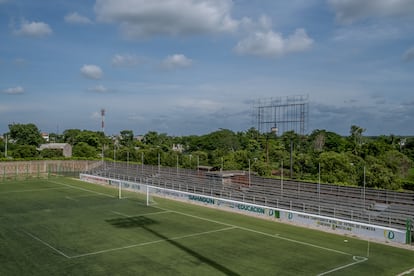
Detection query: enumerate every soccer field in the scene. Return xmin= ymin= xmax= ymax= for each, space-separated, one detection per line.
xmin=0 ymin=177 xmax=413 ymax=275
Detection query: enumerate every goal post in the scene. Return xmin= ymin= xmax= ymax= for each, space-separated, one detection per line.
xmin=145 ymin=185 xmax=157 ymax=206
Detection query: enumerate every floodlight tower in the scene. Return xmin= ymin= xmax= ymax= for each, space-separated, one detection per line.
xmin=101 ymin=108 xmax=105 ymax=134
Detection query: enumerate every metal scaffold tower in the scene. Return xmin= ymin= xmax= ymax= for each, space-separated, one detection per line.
xmin=253 ymin=95 xmax=309 ymax=135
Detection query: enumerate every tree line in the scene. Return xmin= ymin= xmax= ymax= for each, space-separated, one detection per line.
xmin=1 ymin=123 xmax=414 ymax=191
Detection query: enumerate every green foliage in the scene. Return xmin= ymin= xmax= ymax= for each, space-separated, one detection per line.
xmin=40 ymin=149 xmax=63 ymax=158
xmin=119 ymin=130 xmax=134 ymax=147
xmin=319 ymin=151 xmax=356 ymax=185
xmin=72 ymin=142 xmax=98 ymax=158
xmin=11 ymin=145 xmax=39 ymax=158
xmin=8 ymin=123 xmax=44 ymax=146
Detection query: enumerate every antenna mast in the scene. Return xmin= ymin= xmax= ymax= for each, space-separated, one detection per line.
xmin=101 ymin=108 xmax=105 ymax=134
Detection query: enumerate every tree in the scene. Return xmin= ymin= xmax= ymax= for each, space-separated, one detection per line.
xmin=41 ymin=149 xmax=63 ymax=158
xmin=63 ymin=129 xmax=82 ymax=145
xmin=8 ymin=123 xmax=43 ymax=146
xmin=11 ymin=145 xmax=39 ymax=158
xmin=75 ymin=131 xmax=101 ymax=147
xmin=72 ymin=142 xmax=97 ymax=158
xmin=120 ymin=130 xmax=134 ymax=147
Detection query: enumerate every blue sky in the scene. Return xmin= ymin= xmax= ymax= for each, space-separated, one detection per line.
xmin=1 ymin=0 xmax=414 ymax=136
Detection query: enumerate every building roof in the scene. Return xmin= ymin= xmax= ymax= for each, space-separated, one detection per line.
xmin=39 ymin=143 xmax=70 ymax=150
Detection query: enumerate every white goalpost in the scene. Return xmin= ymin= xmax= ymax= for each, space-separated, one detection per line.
xmin=115 ymin=179 xmax=156 ymax=206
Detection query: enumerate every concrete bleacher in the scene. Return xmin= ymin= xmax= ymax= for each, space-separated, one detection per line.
xmin=85 ymin=161 xmax=414 ymax=230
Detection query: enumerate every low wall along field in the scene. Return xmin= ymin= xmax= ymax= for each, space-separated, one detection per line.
xmin=0 ymin=160 xmax=100 ymax=180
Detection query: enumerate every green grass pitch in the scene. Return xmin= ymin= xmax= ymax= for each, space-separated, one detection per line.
xmin=0 ymin=177 xmax=413 ymax=275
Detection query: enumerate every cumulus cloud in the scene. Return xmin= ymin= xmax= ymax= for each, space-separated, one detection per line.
xmin=64 ymin=12 xmax=93 ymax=24
xmin=13 ymin=20 xmax=52 ymax=38
xmin=88 ymin=85 xmax=108 ymax=93
xmin=161 ymin=54 xmax=193 ymax=70
xmin=80 ymin=64 xmax=103 ymax=79
xmin=328 ymin=0 xmax=414 ymax=24
xmin=94 ymin=0 xmax=238 ymax=38
xmin=112 ymin=54 xmax=141 ymax=67
xmin=403 ymin=47 xmax=414 ymax=62
xmin=3 ymin=86 xmax=24 ymax=94
xmin=234 ymin=28 xmax=313 ymax=58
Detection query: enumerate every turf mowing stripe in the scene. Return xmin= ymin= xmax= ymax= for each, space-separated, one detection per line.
xmin=154 ymin=206 xmax=353 ymax=257
xmin=23 ymin=231 xmax=71 ymax=259
xmin=70 ymin=226 xmax=236 ymax=259
xmin=317 ymin=256 xmax=368 ymax=276
xmin=0 ymin=187 xmax=71 ymax=195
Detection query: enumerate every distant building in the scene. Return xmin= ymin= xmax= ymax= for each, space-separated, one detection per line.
xmin=135 ymin=135 xmax=144 ymax=141
xmin=41 ymin=132 xmax=49 ymax=142
xmin=172 ymin=143 xmax=184 ymax=153
xmin=39 ymin=143 xmax=72 ymax=157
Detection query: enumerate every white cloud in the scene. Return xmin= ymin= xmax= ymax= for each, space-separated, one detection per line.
xmin=403 ymin=47 xmax=414 ymax=62
xmin=235 ymin=28 xmax=313 ymax=58
xmin=3 ymin=86 xmax=24 ymax=94
xmin=14 ymin=20 xmax=52 ymax=38
xmin=328 ymin=0 xmax=414 ymax=24
xmin=64 ymin=12 xmax=93 ymax=24
xmin=94 ymin=0 xmax=238 ymax=38
xmin=112 ymin=54 xmax=141 ymax=67
xmin=80 ymin=64 xmax=103 ymax=79
xmin=88 ymin=85 xmax=108 ymax=93
xmin=13 ymin=58 xmax=27 ymax=66
xmin=161 ymin=54 xmax=193 ymax=70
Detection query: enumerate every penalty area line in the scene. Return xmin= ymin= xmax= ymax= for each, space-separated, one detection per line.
xmin=70 ymin=226 xmax=236 ymax=259
xmin=23 ymin=230 xmax=71 ymax=259
xmin=153 ymin=206 xmax=352 ymax=257
xmin=397 ymin=267 xmax=414 ymax=276
xmin=317 ymin=256 xmax=368 ymax=276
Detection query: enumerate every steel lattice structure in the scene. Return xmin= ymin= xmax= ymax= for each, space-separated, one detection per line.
xmin=253 ymin=95 xmax=309 ymax=135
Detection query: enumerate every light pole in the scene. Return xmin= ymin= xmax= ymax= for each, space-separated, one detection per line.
xmin=290 ymin=139 xmax=293 ymax=179
xmin=318 ymin=162 xmax=321 ymax=214
xmin=248 ymin=159 xmax=251 ymax=187
xmin=363 ymin=166 xmax=366 ymax=210
xmin=281 ymin=160 xmax=284 ymax=198
xmin=4 ymin=134 xmax=7 ymax=158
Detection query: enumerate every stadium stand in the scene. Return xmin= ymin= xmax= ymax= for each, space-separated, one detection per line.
xmin=86 ymin=161 xmax=414 ymax=230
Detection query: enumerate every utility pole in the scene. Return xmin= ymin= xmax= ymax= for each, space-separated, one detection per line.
xmin=4 ymin=134 xmax=8 ymax=158
xmin=290 ymin=139 xmax=293 ymax=178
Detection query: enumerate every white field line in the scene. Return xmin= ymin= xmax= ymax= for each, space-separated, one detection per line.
xmin=110 ymin=210 xmax=171 ymax=217
xmin=154 ymin=206 xmax=352 ymax=257
xmin=0 ymin=186 xmax=71 ymax=195
xmin=65 ymin=196 xmax=79 ymax=202
xmin=47 ymin=180 xmax=115 ymax=198
xmin=397 ymin=267 xmax=414 ymax=276
xmin=317 ymin=256 xmax=368 ymax=276
xmin=23 ymin=230 xmax=71 ymax=259
xmin=70 ymin=226 xmax=236 ymax=259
